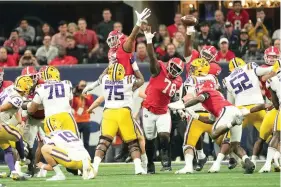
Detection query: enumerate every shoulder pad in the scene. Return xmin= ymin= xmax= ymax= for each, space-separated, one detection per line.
xmin=247 ymin=62 xmax=258 ymax=70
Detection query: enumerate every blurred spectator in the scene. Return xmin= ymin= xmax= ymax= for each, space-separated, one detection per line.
xmin=74 ymin=18 xmax=99 ymax=57
xmin=132 ymin=43 xmax=150 ymax=63
xmin=261 ymin=35 xmax=272 ymax=52
xmin=161 ymin=43 xmax=184 ymax=62
xmin=216 ymin=38 xmax=235 ymax=63
xmin=242 ymin=40 xmax=263 ymax=61
xmin=49 ymin=46 xmax=78 ymax=66
xmin=255 ymin=8 xmax=272 ymax=35
xmin=236 ymin=29 xmax=249 ymax=57
xmin=190 ymin=9 xmax=200 ymax=31
xmin=136 ymin=21 xmax=148 ymax=45
xmin=167 ymin=13 xmax=182 ymax=38
xmin=3 ymin=29 xmax=26 ymax=54
xmin=177 ymin=24 xmax=186 ymax=36
xmin=153 ymin=24 xmax=169 ymax=48
xmin=113 ymin=22 xmax=123 ymax=32
xmin=38 ymin=23 xmax=55 ymax=37
xmin=66 ymin=35 xmax=83 ymax=63
xmin=227 ymin=0 xmax=249 ymax=30
xmin=51 ymin=20 xmax=70 ymax=48
xmin=36 ymin=35 xmax=58 ymax=64
xmin=173 ymin=32 xmax=185 ymax=57
xmin=16 ymin=19 xmax=36 ymax=43
xmin=222 ymin=22 xmax=239 ymax=51
xmin=248 ymin=17 xmax=269 ymax=49
xmin=272 ymin=29 xmax=280 ymax=40
xmin=274 ymin=39 xmax=280 ymax=51
xmin=72 ymin=80 xmax=94 ymax=154
xmin=211 ymin=10 xmax=225 ymax=42
xmin=97 ymin=8 xmax=114 ymax=41
xmin=0 ymin=47 xmax=17 ymax=67
xmin=155 ymin=36 xmax=170 ymax=59
xmin=18 ymin=50 xmax=39 ymax=67
xmin=194 ymin=22 xmax=214 ymax=50
xmin=68 ymin=22 xmax=78 ymax=35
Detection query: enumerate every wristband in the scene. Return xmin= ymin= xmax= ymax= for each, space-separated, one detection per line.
xmin=186 ymin=26 xmax=195 ymax=36
xmin=146 ymin=39 xmax=152 ymax=44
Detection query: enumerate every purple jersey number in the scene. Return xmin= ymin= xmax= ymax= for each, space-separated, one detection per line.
xmin=44 ymin=83 xmax=65 ymax=99
xmin=230 ymin=72 xmax=253 ymax=94
xmin=58 ymin=131 xmax=79 ymax=143
xmin=105 ymin=85 xmax=124 ymax=100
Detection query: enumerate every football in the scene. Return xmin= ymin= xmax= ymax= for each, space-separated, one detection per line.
xmin=181 ymin=15 xmax=198 ymax=26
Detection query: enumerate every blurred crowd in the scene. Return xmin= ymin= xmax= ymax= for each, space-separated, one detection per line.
xmin=0 ymin=1 xmax=280 ymax=68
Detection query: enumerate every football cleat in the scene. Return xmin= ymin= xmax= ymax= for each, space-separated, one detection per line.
xmin=244 ymin=158 xmax=255 ymax=174
xmin=10 ymin=171 xmax=28 ymax=181
xmin=208 ymin=163 xmax=221 ymax=173
xmin=135 ymin=166 xmax=147 ymax=175
xmin=175 ymin=167 xmax=193 ymax=174
xmin=82 ymin=159 xmax=95 ymax=180
xmin=228 ymin=157 xmax=238 ymax=170
xmin=36 ymin=169 xmax=47 ymax=178
xmin=147 ymin=162 xmax=155 ymax=174
xmin=125 ymin=156 xmax=132 ymax=163
xmin=0 ymin=172 xmax=7 ymax=178
xmin=259 ymin=164 xmax=271 ymax=173
xmin=274 ymin=166 xmax=281 ymax=172
xmin=195 ymin=157 xmax=208 ymax=171
xmin=46 ymin=174 xmax=66 ymax=181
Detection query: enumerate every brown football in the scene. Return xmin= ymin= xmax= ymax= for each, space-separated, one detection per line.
xmin=181 ymin=15 xmax=198 ymax=26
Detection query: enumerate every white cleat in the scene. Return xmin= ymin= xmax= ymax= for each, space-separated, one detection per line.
xmin=36 ymin=169 xmax=47 ymax=178
xmin=82 ymin=160 xmax=95 ymax=180
xmin=208 ymin=164 xmax=221 ymax=173
xmin=259 ymin=165 xmax=271 ymax=173
xmin=175 ymin=167 xmax=193 ymax=174
xmin=46 ymin=174 xmax=66 ymax=181
xmin=141 ymin=162 xmax=147 ymax=174
xmin=135 ymin=167 xmax=147 ymax=175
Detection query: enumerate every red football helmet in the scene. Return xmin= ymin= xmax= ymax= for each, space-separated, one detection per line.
xmin=0 ymin=67 xmax=4 ymax=84
xmin=167 ymin=58 xmax=185 ymax=78
xmin=21 ymin=66 xmax=39 ymax=83
xmin=107 ymin=30 xmax=124 ymax=49
xmin=264 ymin=46 xmax=280 ymax=65
xmin=196 ymin=80 xmax=215 ymax=94
xmin=200 ymin=45 xmax=218 ymax=62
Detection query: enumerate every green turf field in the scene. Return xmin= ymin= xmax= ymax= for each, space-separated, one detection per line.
xmin=0 ymin=163 xmax=279 ymax=187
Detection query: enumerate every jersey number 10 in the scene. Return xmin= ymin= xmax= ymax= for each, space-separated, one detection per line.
xmin=44 ymin=84 xmax=65 ymax=99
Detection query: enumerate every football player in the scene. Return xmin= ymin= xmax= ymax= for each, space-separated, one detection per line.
xmin=251 ymin=46 xmax=280 ymax=167
xmin=36 ymin=129 xmax=94 ymax=181
xmin=169 ymin=80 xmax=255 ymax=174
xmin=0 ymin=75 xmax=33 ymax=180
xmin=142 ymin=26 xmax=183 ymax=173
xmin=0 ymin=68 xmax=13 ymax=92
xmin=259 ymin=60 xmax=280 ymax=173
xmin=209 ymin=57 xmax=279 ymax=172
xmin=89 ymin=63 xmax=146 ymax=176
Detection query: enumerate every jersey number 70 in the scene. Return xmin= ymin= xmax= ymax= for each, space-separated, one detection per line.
xmin=44 ymin=84 xmax=65 ymax=99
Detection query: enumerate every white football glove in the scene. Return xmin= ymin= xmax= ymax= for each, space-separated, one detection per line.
xmin=168 ymin=100 xmax=185 ymax=111
xmin=144 ymin=30 xmax=156 ymax=44
xmin=185 ymin=108 xmax=199 ymax=120
xmin=186 ymin=26 xmax=196 ymax=35
xmin=135 ymin=8 xmax=151 ymax=27
xmin=240 ymin=107 xmax=250 ymax=116
xmin=82 ymin=81 xmax=100 ymax=95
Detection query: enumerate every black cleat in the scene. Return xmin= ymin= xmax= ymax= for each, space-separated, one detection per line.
xmin=160 ymin=165 xmax=172 ymax=172
xmin=228 ymin=157 xmax=238 ymax=170
xmin=195 ymin=157 xmax=207 ymax=171
xmin=125 ymin=156 xmax=132 ymax=163
xmin=244 ymin=158 xmax=255 ymax=174
xmin=147 ymin=162 xmax=155 ymax=174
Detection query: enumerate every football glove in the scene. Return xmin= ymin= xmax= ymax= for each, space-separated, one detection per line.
xmin=168 ymin=100 xmax=185 ymax=111
xmin=135 ymin=8 xmax=151 ymax=27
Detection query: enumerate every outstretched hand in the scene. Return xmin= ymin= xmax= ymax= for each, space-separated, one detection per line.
xmin=144 ymin=26 xmax=156 ymax=44
xmin=135 ymin=8 xmax=151 ymax=26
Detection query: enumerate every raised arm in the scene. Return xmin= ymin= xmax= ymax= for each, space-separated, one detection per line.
xmin=123 ymin=8 xmax=151 ymax=52
xmin=145 ymin=26 xmax=160 ymax=76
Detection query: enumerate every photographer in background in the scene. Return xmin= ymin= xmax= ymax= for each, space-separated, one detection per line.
xmin=72 ymin=80 xmax=94 ymax=154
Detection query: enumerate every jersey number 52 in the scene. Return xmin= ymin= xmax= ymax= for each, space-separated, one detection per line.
xmin=230 ymin=72 xmax=253 ymax=94
xmin=44 ymin=84 xmax=65 ymax=99
xmin=162 ymin=78 xmax=177 ymax=97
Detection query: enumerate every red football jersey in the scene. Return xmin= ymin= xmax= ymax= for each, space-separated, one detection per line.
xmin=198 ymin=89 xmax=232 ymax=118
xmin=259 ymin=64 xmax=272 ymax=100
xmin=227 ymin=10 xmax=249 ymax=30
xmin=186 ymin=49 xmax=200 ymax=77
xmin=143 ymin=62 xmax=183 ymax=114
xmin=27 ymin=80 xmax=45 ymax=119
xmin=108 ymin=40 xmax=134 ymax=75
xmin=0 ymin=81 xmax=13 ymax=93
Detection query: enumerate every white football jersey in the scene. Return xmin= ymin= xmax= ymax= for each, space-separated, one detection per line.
xmin=33 ymin=80 xmax=73 ymax=117
xmin=101 ymin=75 xmax=135 ymax=109
xmin=45 ymin=130 xmax=90 ymax=161
xmin=184 ymin=74 xmax=220 ymax=111
xmin=0 ymin=85 xmax=23 ymax=125
xmin=266 ymin=72 xmax=281 ymax=106
xmin=223 ymin=62 xmax=264 ymax=106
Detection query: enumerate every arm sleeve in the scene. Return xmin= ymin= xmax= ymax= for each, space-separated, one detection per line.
xmin=254 ymin=66 xmax=273 ymax=76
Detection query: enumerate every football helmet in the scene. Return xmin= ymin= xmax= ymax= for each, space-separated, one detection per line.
xmin=14 ymin=76 xmax=34 ymax=95
xmin=42 ymin=66 xmax=60 ymax=81
xmin=200 ymin=45 xmax=218 ymax=62
xmin=107 ymin=30 xmax=123 ymax=49
xmin=228 ymin=57 xmax=246 ymax=72
xmin=108 ymin=63 xmax=125 ymax=81
xmin=0 ymin=67 xmax=4 ymax=85
xmin=195 ymin=80 xmax=215 ymax=94
xmin=190 ymin=58 xmax=210 ymax=76
xmin=264 ymin=46 xmax=280 ymax=65
xmin=167 ymin=57 xmax=184 ymax=78
xmin=21 ymin=66 xmax=39 ymax=83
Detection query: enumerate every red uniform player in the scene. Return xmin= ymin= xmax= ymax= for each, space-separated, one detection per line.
xmin=0 ymin=68 xmax=13 ymax=93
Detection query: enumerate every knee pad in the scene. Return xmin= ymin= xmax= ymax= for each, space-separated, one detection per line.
xmin=128 ymin=139 xmax=140 ymax=155
xmin=96 ymin=136 xmax=112 ymax=155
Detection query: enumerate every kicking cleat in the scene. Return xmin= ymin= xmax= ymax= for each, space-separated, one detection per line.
xmin=244 ymin=158 xmax=255 ymax=174
xmin=196 ymin=157 xmax=207 ymax=171
xmin=147 ymin=162 xmax=155 ymax=174
xmin=228 ymin=157 xmax=238 ymax=170
xmin=46 ymin=174 xmax=66 ymax=181
xmin=175 ymin=167 xmax=193 ymax=174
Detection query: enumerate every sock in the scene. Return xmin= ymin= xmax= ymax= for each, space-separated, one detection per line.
xmin=251 ymin=155 xmax=258 ymax=161
xmin=184 ymin=153 xmax=194 ymax=169
xmin=265 ymin=147 xmax=277 ymax=166
xmin=215 ymin=153 xmax=225 ymax=164
xmin=141 ymin=154 xmax=148 ymax=166
xmin=133 ymin=158 xmax=142 ymax=169
xmin=273 ymin=151 xmax=280 ymax=167
xmin=53 ymin=165 xmax=63 ymax=175
xmin=145 ymin=139 xmax=155 ymax=164
xmin=27 ymin=148 xmax=34 ymax=171
xmin=93 ymin=157 xmax=102 ymax=172
xmin=15 ymin=138 xmax=25 ymax=159
xmin=196 ymin=149 xmax=206 ymax=160
xmin=242 ymin=155 xmax=249 ymax=163
xmin=4 ymin=147 xmax=15 ymax=172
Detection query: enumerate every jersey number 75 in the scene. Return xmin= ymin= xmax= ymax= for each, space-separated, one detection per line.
xmin=105 ymin=85 xmax=124 ymax=100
